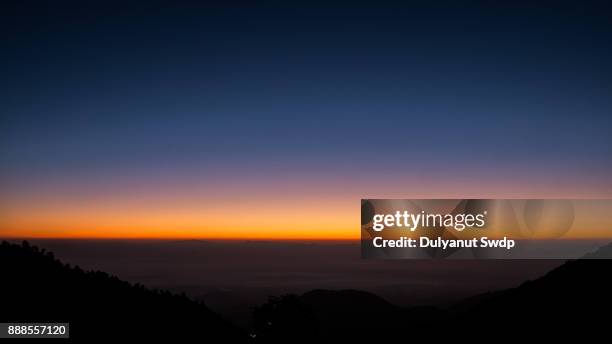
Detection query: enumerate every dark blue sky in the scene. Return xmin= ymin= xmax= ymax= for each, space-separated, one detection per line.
xmin=2 ymin=1 xmax=612 ymax=190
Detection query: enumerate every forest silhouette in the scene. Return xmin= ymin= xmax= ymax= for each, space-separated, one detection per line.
xmin=1 ymin=240 xmax=611 ymax=342
xmin=0 ymin=241 xmax=247 ymax=342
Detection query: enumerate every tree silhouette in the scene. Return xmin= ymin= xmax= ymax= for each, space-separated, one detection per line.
xmin=0 ymin=241 xmax=247 ymax=342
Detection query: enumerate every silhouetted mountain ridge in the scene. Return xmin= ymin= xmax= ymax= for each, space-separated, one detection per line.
xmin=3 ymin=240 xmax=611 ymax=343
xmin=460 ymin=244 xmax=612 ymax=322
xmin=253 ymin=242 xmax=612 ymax=342
xmin=0 ymin=241 xmax=247 ymax=342
xmin=301 ymin=289 xmax=395 ymax=313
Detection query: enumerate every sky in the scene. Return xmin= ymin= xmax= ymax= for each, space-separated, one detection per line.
xmin=1 ymin=1 xmax=612 ymax=239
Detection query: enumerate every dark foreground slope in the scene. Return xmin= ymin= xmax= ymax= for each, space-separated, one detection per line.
xmin=0 ymin=241 xmax=247 ymax=342
xmin=2 ymin=240 xmax=610 ymax=343
xmin=253 ymin=244 xmax=612 ymax=343
xmin=457 ymin=243 xmax=612 ymax=337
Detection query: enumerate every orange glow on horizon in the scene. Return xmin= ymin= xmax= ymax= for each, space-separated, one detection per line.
xmin=1 ymin=172 xmax=611 ymax=240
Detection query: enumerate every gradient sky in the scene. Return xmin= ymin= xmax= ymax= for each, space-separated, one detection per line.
xmin=1 ymin=1 xmax=612 ymax=239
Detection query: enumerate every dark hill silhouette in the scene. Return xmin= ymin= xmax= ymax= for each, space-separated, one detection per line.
xmin=456 ymin=244 xmax=612 ymax=338
xmin=3 ymin=239 xmax=610 ymax=342
xmin=253 ymin=243 xmax=612 ymax=342
xmin=301 ymin=289 xmax=394 ymax=312
xmin=0 ymin=241 xmax=247 ymax=342
xmin=299 ymin=289 xmax=442 ymax=342
xmin=253 ymin=289 xmax=443 ymax=343
xmin=580 ymin=241 xmax=612 ymax=259
xmin=299 ymin=289 xmax=401 ymax=342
